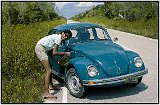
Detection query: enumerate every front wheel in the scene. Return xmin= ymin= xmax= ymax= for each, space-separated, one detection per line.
xmin=66 ymin=68 xmax=87 ymax=98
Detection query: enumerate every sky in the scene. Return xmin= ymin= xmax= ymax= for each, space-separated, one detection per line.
xmin=55 ymin=2 xmax=104 ymax=19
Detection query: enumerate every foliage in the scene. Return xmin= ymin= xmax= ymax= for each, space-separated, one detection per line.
xmin=2 ymin=2 xmax=59 ymax=24
xmin=102 ymin=2 xmax=158 ymax=21
xmin=2 ymin=19 xmax=66 ymax=103
xmin=71 ymin=2 xmax=158 ymax=39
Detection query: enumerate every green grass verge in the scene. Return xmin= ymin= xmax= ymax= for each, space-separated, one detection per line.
xmin=2 ymin=18 xmax=66 ymax=103
xmin=76 ymin=16 xmax=158 ymax=39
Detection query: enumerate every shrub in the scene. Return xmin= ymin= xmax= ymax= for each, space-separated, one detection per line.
xmin=2 ymin=19 xmax=66 ymax=103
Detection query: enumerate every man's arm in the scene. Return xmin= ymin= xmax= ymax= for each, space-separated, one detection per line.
xmin=52 ymin=43 xmax=70 ymax=57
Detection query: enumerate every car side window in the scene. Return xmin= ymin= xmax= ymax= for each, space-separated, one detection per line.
xmin=95 ymin=28 xmax=106 ymax=39
xmin=88 ymin=28 xmax=94 ymax=39
xmin=70 ymin=29 xmax=77 ymax=38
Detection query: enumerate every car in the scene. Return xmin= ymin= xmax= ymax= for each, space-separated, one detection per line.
xmin=47 ymin=22 xmax=148 ymax=98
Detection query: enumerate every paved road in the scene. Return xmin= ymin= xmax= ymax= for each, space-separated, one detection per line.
xmin=44 ymin=20 xmax=158 ymax=103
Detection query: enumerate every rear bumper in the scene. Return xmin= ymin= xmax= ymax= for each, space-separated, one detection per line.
xmin=82 ymin=68 xmax=148 ymax=86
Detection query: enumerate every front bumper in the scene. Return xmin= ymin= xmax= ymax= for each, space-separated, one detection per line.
xmin=82 ymin=68 xmax=148 ymax=86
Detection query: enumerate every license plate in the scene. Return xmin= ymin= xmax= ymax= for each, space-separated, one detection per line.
xmin=125 ymin=76 xmax=138 ymax=83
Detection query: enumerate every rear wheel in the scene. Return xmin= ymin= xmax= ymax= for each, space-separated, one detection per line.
xmin=128 ymin=77 xmax=142 ymax=87
xmin=66 ymin=68 xmax=87 ymax=98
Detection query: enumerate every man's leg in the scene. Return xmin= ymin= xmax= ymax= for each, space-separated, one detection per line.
xmin=41 ymin=60 xmax=57 ymax=98
xmin=49 ymin=73 xmax=54 ymax=89
xmin=49 ymin=73 xmax=61 ymax=90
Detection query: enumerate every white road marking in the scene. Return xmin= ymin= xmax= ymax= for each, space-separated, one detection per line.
xmin=62 ymin=87 xmax=68 ymax=103
xmin=43 ymin=87 xmax=68 ymax=103
xmin=43 ymin=90 xmax=57 ymax=103
xmin=67 ymin=20 xmax=80 ymax=24
xmin=43 ymin=99 xmax=55 ymax=103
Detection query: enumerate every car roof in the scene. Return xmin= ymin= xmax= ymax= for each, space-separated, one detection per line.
xmin=54 ymin=22 xmax=101 ymax=30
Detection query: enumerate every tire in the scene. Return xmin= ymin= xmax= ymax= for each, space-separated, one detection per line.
xmin=128 ymin=77 xmax=142 ymax=87
xmin=66 ymin=68 xmax=87 ymax=98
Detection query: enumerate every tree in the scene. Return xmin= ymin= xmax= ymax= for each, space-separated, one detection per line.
xmin=103 ymin=2 xmax=158 ymax=21
xmin=2 ymin=2 xmax=58 ymax=25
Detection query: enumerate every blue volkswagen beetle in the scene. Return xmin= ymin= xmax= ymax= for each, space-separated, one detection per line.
xmin=47 ymin=22 xmax=148 ymax=98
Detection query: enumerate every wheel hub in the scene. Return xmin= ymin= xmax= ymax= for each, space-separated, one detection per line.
xmin=68 ymin=75 xmax=81 ymax=93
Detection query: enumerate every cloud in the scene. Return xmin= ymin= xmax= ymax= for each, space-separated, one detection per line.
xmin=75 ymin=2 xmax=94 ymax=7
xmin=75 ymin=2 xmax=103 ymax=8
xmin=55 ymin=2 xmax=104 ymax=19
xmin=55 ymin=2 xmax=103 ymax=9
xmin=55 ymin=2 xmax=74 ymax=9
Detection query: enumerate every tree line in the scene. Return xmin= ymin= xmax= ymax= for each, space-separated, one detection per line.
xmin=2 ymin=2 xmax=59 ymax=25
xmin=72 ymin=2 xmax=158 ymax=22
xmin=103 ymin=2 xmax=158 ymax=21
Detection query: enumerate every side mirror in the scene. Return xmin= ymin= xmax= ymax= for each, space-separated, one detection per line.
xmin=113 ymin=37 xmax=118 ymax=42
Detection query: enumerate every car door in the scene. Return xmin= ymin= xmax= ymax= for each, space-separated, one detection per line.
xmin=55 ymin=41 xmax=68 ymax=74
xmin=48 ymin=41 xmax=67 ymax=76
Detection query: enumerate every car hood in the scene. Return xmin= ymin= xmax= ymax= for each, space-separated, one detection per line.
xmin=71 ymin=40 xmax=129 ymax=78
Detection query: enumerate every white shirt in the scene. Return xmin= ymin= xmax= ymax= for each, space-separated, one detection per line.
xmin=37 ymin=34 xmax=62 ymax=51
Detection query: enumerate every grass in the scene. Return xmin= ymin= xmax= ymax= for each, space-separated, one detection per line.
xmin=2 ymin=18 xmax=66 ymax=103
xmin=75 ymin=16 xmax=158 ymax=39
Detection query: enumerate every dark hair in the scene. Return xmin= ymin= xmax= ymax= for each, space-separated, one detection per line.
xmin=63 ymin=30 xmax=72 ymax=39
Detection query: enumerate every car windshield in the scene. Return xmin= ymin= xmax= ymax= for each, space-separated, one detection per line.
xmin=70 ymin=26 xmax=110 ymax=41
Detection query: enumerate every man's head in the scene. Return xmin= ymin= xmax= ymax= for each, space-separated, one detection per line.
xmin=61 ymin=30 xmax=72 ymax=40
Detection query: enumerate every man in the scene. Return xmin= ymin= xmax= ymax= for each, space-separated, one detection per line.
xmin=35 ymin=30 xmax=72 ymax=99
